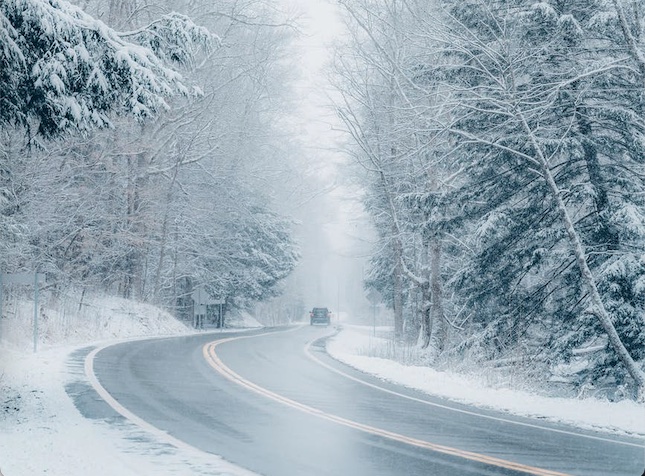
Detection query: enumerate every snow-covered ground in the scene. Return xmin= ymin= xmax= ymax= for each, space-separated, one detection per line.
xmin=327 ymin=325 xmax=645 ymax=437
xmin=1 ymin=345 xmax=257 ymax=476
xmin=2 ymin=298 xmax=643 ymax=476
xmin=0 ymin=294 xmax=260 ymax=476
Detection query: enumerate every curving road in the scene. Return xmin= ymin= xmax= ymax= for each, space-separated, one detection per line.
xmin=87 ymin=326 xmax=645 ymax=476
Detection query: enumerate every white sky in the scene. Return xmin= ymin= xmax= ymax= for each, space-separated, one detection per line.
xmin=283 ymin=0 xmax=347 ymax=179
xmin=275 ymin=0 xmax=376 ymax=313
xmin=290 ymin=0 xmax=344 ymax=72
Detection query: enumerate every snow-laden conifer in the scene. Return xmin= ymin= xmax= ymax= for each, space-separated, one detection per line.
xmin=0 ymin=0 xmax=216 ymax=138
xmin=337 ymin=0 xmax=645 ymax=399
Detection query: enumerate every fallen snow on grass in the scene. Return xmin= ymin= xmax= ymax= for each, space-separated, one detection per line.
xmin=1 ymin=293 xmax=194 ymax=353
xmin=327 ymin=326 xmax=645 ymax=437
xmin=0 ymin=346 xmax=254 ymax=476
xmin=227 ymin=309 xmax=263 ymax=329
xmin=0 ymin=294 xmax=258 ymax=476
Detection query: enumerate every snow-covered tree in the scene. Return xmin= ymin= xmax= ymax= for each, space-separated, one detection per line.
xmin=335 ymin=0 xmax=463 ymax=356
xmin=0 ymin=0 xmax=214 ymax=139
xmin=335 ymin=0 xmax=645 ymax=398
xmin=1 ymin=0 xmax=301 ymax=323
xmin=424 ymin=0 xmax=645 ymax=397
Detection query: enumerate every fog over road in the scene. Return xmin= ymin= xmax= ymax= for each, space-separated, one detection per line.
xmin=88 ymin=326 xmax=644 ymax=476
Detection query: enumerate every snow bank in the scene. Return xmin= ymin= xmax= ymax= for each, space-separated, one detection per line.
xmin=1 ymin=293 xmax=193 ymax=352
xmin=327 ymin=326 xmax=645 ymax=437
xmin=0 ymin=293 xmax=257 ymax=476
xmin=226 ymin=309 xmax=263 ymax=328
xmin=0 ymin=344 xmax=253 ymax=476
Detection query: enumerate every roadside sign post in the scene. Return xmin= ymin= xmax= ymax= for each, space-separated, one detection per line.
xmin=0 ymin=271 xmax=45 ymax=352
xmin=192 ymin=286 xmax=224 ymax=329
xmin=193 ymin=287 xmax=206 ymax=329
xmin=366 ymin=289 xmax=382 ymax=337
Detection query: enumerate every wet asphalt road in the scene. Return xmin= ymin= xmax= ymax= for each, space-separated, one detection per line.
xmin=89 ymin=325 xmax=645 ymax=476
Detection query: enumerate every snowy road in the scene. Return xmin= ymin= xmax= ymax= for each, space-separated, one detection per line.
xmin=87 ymin=326 xmax=644 ymax=476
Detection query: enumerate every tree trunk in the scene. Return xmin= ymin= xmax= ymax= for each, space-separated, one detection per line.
xmin=575 ymin=105 xmax=618 ymax=250
xmin=428 ymin=238 xmax=446 ymax=362
xmin=419 ymin=281 xmax=431 ymax=348
xmin=152 ymin=157 xmax=180 ymax=303
xmin=393 ymin=231 xmax=404 ymax=341
xmin=518 ymin=108 xmax=645 ymax=397
xmin=546 ymin=164 xmax=645 ymax=397
xmin=419 ymin=237 xmax=432 ymax=348
xmin=404 ymin=284 xmax=421 ymax=344
xmin=123 ymin=147 xmax=148 ymax=300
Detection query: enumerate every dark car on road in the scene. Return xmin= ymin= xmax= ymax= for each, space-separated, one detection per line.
xmin=310 ymin=307 xmax=331 ymax=326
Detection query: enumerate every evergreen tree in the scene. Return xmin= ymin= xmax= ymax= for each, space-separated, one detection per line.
xmin=338 ymin=0 xmax=645 ymax=396
xmin=432 ymin=0 xmax=645 ymax=396
xmin=0 ymin=0 xmax=214 ymax=139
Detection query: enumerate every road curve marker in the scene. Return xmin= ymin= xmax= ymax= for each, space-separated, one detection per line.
xmin=203 ymin=336 xmax=570 ymax=476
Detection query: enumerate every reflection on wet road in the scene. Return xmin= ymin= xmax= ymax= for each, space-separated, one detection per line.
xmin=90 ymin=326 xmax=645 ymax=476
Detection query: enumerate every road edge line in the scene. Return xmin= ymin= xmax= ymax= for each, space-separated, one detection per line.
xmin=305 ymin=334 xmax=645 ymax=449
xmin=84 ymin=341 xmax=259 ymax=476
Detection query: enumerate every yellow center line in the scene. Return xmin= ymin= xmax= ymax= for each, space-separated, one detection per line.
xmin=203 ymin=336 xmax=571 ymax=476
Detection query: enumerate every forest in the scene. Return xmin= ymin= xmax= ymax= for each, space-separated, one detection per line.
xmin=0 ymin=0 xmax=301 ymax=322
xmin=3 ymin=0 xmax=645 ymax=402
xmin=335 ymin=0 xmax=645 ymax=401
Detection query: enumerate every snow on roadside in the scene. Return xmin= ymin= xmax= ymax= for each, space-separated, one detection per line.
xmin=327 ymin=326 xmax=645 ymax=437
xmin=1 ymin=294 xmax=193 ymax=353
xmin=1 ymin=346 xmax=254 ymax=476
xmin=0 ymin=294 xmax=258 ymax=476
xmin=227 ymin=309 xmax=263 ymax=329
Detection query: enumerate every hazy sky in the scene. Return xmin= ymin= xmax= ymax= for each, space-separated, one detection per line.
xmin=277 ymin=0 xmax=375 ymax=316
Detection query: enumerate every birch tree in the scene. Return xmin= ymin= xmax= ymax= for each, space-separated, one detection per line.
xmin=335 ymin=0 xmax=458 ymax=356
xmin=335 ymin=0 xmax=645 ymax=397
xmin=423 ymin=0 xmax=645 ymax=396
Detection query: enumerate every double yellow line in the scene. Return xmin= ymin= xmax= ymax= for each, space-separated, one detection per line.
xmin=203 ymin=335 xmax=570 ymax=476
